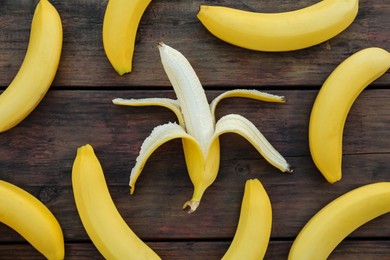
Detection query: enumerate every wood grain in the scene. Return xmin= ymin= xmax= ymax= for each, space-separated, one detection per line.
xmin=0 ymin=90 xmax=389 ymax=243
xmin=0 ymin=0 xmax=389 ymax=87
xmin=0 ymin=0 xmax=389 ymax=258
xmin=0 ymin=240 xmax=389 ymax=259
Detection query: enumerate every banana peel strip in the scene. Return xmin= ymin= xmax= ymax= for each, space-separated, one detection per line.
xmin=210 ymin=89 xmax=285 ymax=119
xmin=209 ymin=114 xmax=292 ymax=173
xmin=113 ymin=97 xmax=185 ymax=127
xmin=129 ymin=122 xmax=203 ymax=194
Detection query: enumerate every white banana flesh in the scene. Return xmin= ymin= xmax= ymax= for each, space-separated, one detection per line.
xmin=114 ymin=43 xmax=291 ymax=213
xmin=0 ymin=180 xmax=64 ymax=260
xmin=309 ymin=47 xmax=390 ymax=183
xmin=222 ymin=179 xmax=272 ymax=260
xmin=158 ymin=43 xmax=215 ymax=156
xmin=288 ymin=182 xmax=390 ymax=260
xmin=197 ymin=0 xmax=358 ymax=51
xmin=0 ymin=0 xmax=62 ymax=133
xmin=72 ymin=144 xmax=161 ymax=259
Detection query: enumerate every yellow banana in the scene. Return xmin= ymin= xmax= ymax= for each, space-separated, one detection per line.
xmin=113 ymin=43 xmax=292 ymax=213
xmin=309 ymin=47 xmax=390 ymax=183
xmin=103 ymin=0 xmax=152 ymax=75
xmin=0 ymin=180 xmax=64 ymax=259
xmin=0 ymin=0 xmax=62 ymax=133
xmin=222 ymin=179 xmax=272 ymax=260
xmin=288 ymin=182 xmax=390 ymax=259
xmin=72 ymin=144 xmax=161 ymax=259
xmin=197 ymin=0 xmax=358 ymax=51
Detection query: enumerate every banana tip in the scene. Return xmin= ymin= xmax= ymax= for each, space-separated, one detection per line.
xmin=116 ymin=69 xmax=131 ymax=76
xmin=197 ymin=5 xmax=207 ymax=14
xmin=327 ymin=177 xmax=341 ymax=184
xmin=183 ymin=200 xmax=200 ymax=214
xmin=286 ymin=165 xmax=294 ymax=173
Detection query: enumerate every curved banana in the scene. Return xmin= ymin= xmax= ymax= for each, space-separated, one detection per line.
xmin=288 ymin=182 xmax=390 ymax=259
xmin=114 ymin=43 xmax=291 ymax=213
xmin=0 ymin=0 xmax=62 ymax=133
xmin=222 ymin=179 xmax=272 ymax=260
xmin=0 ymin=180 xmax=64 ymax=259
xmin=197 ymin=0 xmax=358 ymax=51
xmin=309 ymin=47 xmax=390 ymax=183
xmin=103 ymin=0 xmax=152 ymax=75
xmin=72 ymin=144 xmax=161 ymax=259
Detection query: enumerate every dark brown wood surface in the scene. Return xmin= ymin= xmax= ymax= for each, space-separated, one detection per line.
xmin=0 ymin=0 xmax=389 ymax=259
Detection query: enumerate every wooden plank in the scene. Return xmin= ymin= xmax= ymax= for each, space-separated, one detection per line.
xmin=0 ymin=153 xmax=389 ymax=242
xmin=0 ymin=0 xmax=389 ymax=258
xmin=0 ymin=0 xmax=389 ymax=87
xmin=0 ymin=90 xmax=389 ymax=242
xmin=0 ymin=89 xmax=389 ymax=161
xmin=0 ymin=240 xmax=389 ymax=259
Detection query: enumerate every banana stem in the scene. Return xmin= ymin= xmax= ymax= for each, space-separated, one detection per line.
xmin=183 ymin=185 xmax=207 ymax=213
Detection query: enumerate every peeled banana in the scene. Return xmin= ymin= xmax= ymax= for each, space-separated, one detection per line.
xmin=288 ymin=182 xmax=390 ymax=259
xmin=72 ymin=144 xmax=161 ymax=259
xmin=0 ymin=180 xmax=64 ymax=259
xmin=103 ymin=0 xmax=152 ymax=75
xmin=222 ymin=179 xmax=272 ymax=260
xmin=113 ymin=43 xmax=292 ymax=213
xmin=309 ymin=47 xmax=390 ymax=183
xmin=0 ymin=0 xmax=62 ymax=133
xmin=197 ymin=0 xmax=358 ymax=51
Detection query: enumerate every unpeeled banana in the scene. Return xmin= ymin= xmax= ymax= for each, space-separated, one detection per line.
xmin=113 ymin=43 xmax=292 ymax=213
xmin=288 ymin=182 xmax=390 ymax=259
xmin=72 ymin=144 xmax=161 ymax=259
xmin=0 ymin=0 xmax=62 ymax=133
xmin=222 ymin=179 xmax=272 ymax=260
xmin=103 ymin=0 xmax=152 ymax=75
xmin=71 ymin=146 xmax=274 ymax=259
xmin=197 ymin=0 xmax=358 ymax=51
xmin=309 ymin=47 xmax=390 ymax=183
xmin=0 ymin=180 xmax=64 ymax=259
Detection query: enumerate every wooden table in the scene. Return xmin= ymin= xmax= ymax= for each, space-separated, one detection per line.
xmin=0 ymin=0 xmax=389 ymax=259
